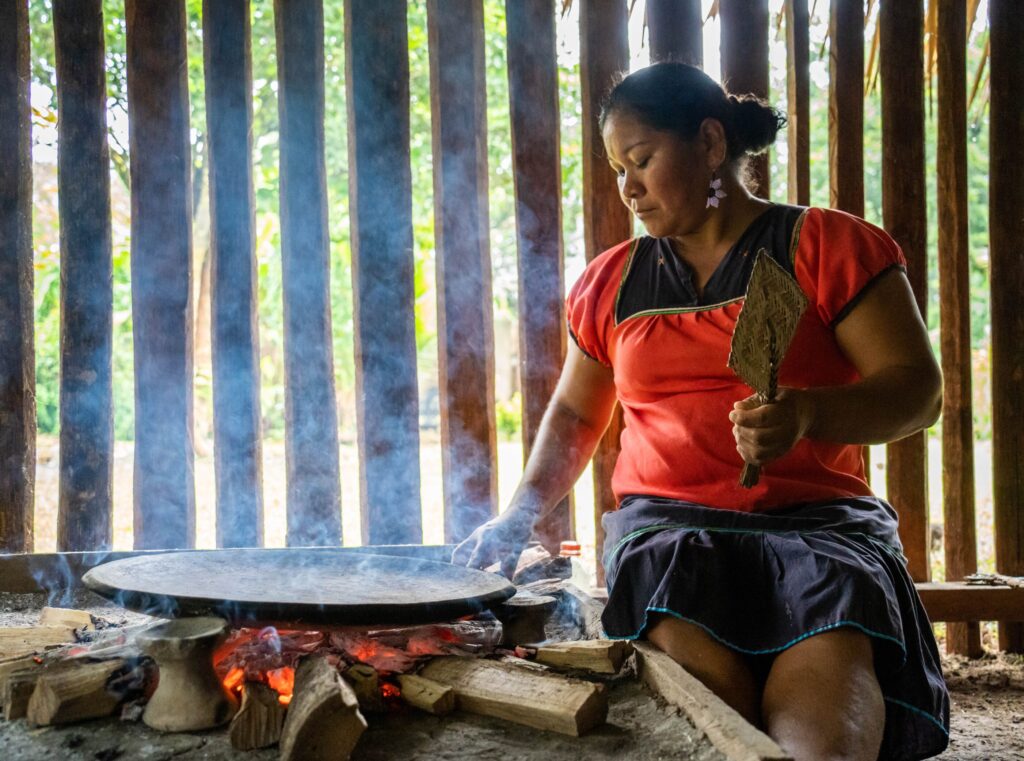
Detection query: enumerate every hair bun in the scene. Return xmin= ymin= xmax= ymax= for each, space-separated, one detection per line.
xmin=727 ymin=93 xmax=786 ymax=156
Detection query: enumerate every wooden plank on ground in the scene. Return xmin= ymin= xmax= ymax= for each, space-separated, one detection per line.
xmin=427 ymin=0 xmax=498 ymax=544
xmin=126 ymin=0 xmax=196 ymax=549
xmin=917 ymin=582 xmax=1024 ymax=623
xmin=719 ymin=0 xmax=770 ymax=199
xmin=0 ymin=0 xmax=34 ymax=553
xmin=634 ymin=642 xmax=791 ymax=761
xmin=989 ymin=0 xmax=1024 ymax=653
xmin=53 ymin=0 xmax=114 ymax=552
xmin=274 ymin=0 xmax=342 ymax=546
xmin=506 ymin=0 xmax=571 ymax=550
xmin=880 ymin=0 xmax=930 ymax=584
xmin=0 ymin=627 xmax=76 ymax=660
xmin=936 ymin=0 xmax=981 ymax=657
xmin=646 ymin=0 xmax=702 ymax=66
xmin=203 ymin=0 xmax=264 ymax=548
xmin=580 ymin=0 xmax=630 ymax=588
xmin=345 ymin=0 xmax=422 ymax=546
xmin=785 ymin=0 xmax=809 ymax=206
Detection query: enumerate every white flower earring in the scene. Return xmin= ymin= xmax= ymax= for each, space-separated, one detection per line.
xmin=706 ymin=171 xmax=727 ymax=209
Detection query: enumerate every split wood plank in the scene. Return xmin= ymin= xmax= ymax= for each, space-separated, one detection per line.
xmin=989 ymin=0 xmax=1024 ymax=654
xmin=917 ymin=582 xmax=1024 ymax=623
xmin=38 ymin=607 xmax=94 ymax=630
xmin=561 ymin=582 xmax=607 ymax=640
xmin=3 ymin=667 xmax=39 ymax=720
xmin=202 ymin=0 xmax=264 ymax=549
xmin=646 ymin=0 xmax=702 ymax=66
xmin=280 ymin=655 xmax=367 ymax=761
xmin=26 ymin=658 xmax=125 ymax=726
xmin=0 ymin=0 xmax=35 ymax=553
xmin=0 ymin=626 xmax=76 ymax=660
xmin=397 ymin=673 xmax=455 ymax=715
xmin=229 ymin=681 xmax=285 ymax=751
xmin=719 ymin=0 xmax=771 ymax=199
xmin=634 ymin=642 xmax=792 ymax=761
xmin=936 ymin=0 xmax=981 ymax=658
xmin=274 ymin=0 xmax=342 ymax=546
xmin=343 ymin=663 xmax=383 ymax=714
xmin=880 ymin=0 xmax=930 ymax=585
xmin=426 ymin=0 xmax=499 ymax=544
xmin=53 ymin=0 xmax=114 ymax=552
xmin=580 ymin=0 xmax=630 ymax=588
xmin=535 ymin=639 xmax=632 ymax=674
xmin=419 ymin=656 xmax=608 ymax=736
xmin=506 ymin=0 xmax=571 ymax=549
xmin=785 ymin=0 xmax=810 ymax=206
xmin=344 ymin=0 xmax=422 ymax=546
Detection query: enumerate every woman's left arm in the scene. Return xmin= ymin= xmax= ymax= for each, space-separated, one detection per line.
xmin=730 ymin=268 xmax=942 ymax=466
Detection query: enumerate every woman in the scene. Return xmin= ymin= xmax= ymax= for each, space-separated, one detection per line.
xmin=453 ymin=63 xmax=949 ymax=761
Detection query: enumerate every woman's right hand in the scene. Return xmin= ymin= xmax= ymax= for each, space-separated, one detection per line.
xmin=451 ymin=504 xmax=537 ymax=579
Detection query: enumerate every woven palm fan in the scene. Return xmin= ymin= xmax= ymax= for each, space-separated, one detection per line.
xmin=727 ymin=251 xmax=808 ymax=488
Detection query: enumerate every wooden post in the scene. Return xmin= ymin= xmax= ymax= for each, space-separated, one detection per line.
xmin=0 ymin=0 xmax=34 ymax=553
xmin=274 ymin=0 xmax=342 ymax=546
xmin=646 ymin=0 xmax=702 ymax=66
xmin=785 ymin=0 xmax=810 ymax=206
xmin=989 ymin=0 xmax=1024 ymax=653
xmin=506 ymin=0 xmax=570 ymax=550
xmin=580 ymin=0 xmax=630 ymax=586
xmin=828 ymin=0 xmax=864 ymax=217
xmin=126 ymin=0 xmax=195 ymax=549
xmin=427 ymin=0 xmax=498 ymax=544
xmin=936 ymin=0 xmax=980 ymax=657
xmin=719 ymin=0 xmax=770 ymax=199
xmin=880 ymin=0 xmax=930 ymax=585
xmin=203 ymin=0 xmax=264 ymax=548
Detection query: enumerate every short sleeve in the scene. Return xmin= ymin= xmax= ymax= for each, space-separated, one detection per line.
xmin=565 ymin=242 xmax=631 ymax=368
xmin=793 ymin=207 xmax=907 ymax=328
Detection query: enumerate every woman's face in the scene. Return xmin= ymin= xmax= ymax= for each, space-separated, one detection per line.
xmin=602 ymin=111 xmax=714 ymax=239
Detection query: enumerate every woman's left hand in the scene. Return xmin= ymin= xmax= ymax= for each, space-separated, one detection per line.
xmin=729 ymin=388 xmax=815 ymax=466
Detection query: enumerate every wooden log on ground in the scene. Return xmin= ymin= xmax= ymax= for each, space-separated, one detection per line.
xmin=419 ymin=655 xmax=608 ymax=736
xmin=646 ymin=0 xmax=702 ymax=66
xmin=785 ymin=0 xmax=809 ymax=206
xmin=0 ymin=626 xmax=76 ymax=659
xmin=2 ymin=667 xmax=39 ymax=720
xmin=634 ymin=642 xmax=791 ymax=761
xmin=280 ymin=655 xmax=367 ymax=761
xmin=229 ymin=681 xmax=285 ymax=751
xmin=38 ymin=607 xmax=94 ymax=630
xmin=535 ymin=639 xmax=633 ymax=674
xmin=397 ymin=673 xmax=455 ymax=715
xmin=26 ymin=658 xmax=125 ymax=726
xmin=343 ymin=663 xmax=383 ymax=713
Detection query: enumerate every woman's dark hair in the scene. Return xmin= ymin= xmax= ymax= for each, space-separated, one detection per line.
xmin=598 ymin=62 xmax=786 ymax=160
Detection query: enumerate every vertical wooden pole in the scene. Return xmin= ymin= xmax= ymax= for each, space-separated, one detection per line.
xmin=203 ymin=0 xmax=264 ymax=548
xmin=0 ymin=0 xmax=34 ymax=553
xmin=54 ymin=0 xmax=114 ymax=551
xmin=646 ymin=0 xmax=702 ymax=66
xmin=345 ymin=0 xmax=423 ymax=545
xmin=828 ymin=0 xmax=864 ymax=217
xmin=785 ymin=0 xmax=810 ymax=206
xmin=989 ymin=0 xmax=1024 ymax=653
xmin=880 ymin=0 xmax=930 ymax=584
xmin=580 ymin=0 xmax=630 ymax=585
xmin=506 ymin=0 xmax=571 ymax=550
xmin=275 ymin=0 xmax=342 ymax=547
xmin=719 ymin=0 xmax=770 ymax=198
xmin=427 ymin=0 xmax=498 ymax=544
xmin=126 ymin=0 xmax=195 ymax=549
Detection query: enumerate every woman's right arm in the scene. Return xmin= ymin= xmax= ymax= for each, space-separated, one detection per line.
xmin=451 ymin=342 xmax=618 ymax=576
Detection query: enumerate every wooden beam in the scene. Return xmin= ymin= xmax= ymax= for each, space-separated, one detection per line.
xmin=936 ymin=0 xmax=981 ymax=657
xmin=0 ymin=0 xmax=34 ymax=553
xmin=880 ymin=0 xmax=930 ymax=585
xmin=828 ymin=0 xmax=864 ymax=216
xmin=646 ymin=0 xmax=702 ymax=66
xmin=427 ymin=0 xmax=498 ymax=544
xmin=274 ymin=0 xmax=342 ymax=546
xmin=917 ymin=583 xmax=1024 ymax=623
xmin=125 ymin=0 xmax=195 ymax=549
xmin=785 ymin=0 xmax=809 ymax=206
xmin=344 ymin=0 xmax=422 ymax=546
xmin=203 ymin=0 xmax=264 ymax=548
xmin=580 ymin=0 xmax=629 ymax=588
xmin=719 ymin=0 xmax=770 ymax=199
xmin=989 ymin=0 xmax=1024 ymax=653
xmin=506 ymin=0 xmax=571 ymax=550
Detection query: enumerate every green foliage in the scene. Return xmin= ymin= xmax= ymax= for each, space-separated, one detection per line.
xmin=495 ymin=392 xmax=522 ymax=440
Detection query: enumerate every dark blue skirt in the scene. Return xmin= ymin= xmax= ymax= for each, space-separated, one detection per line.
xmin=602 ymin=496 xmax=949 ymax=761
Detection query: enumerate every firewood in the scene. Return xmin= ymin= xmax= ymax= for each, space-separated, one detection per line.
xmin=26 ymin=658 xmax=126 ymax=727
xmin=419 ymin=656 xmax=608 ymax=736
xmin=38 ymin=606 xmax=94 ymax=630
xmin=0 ymin=626 xmax=76 ymax=659
xmin=343 ymin=663 xmax=384 ymax=713
xmin=560 ymin=583 xmax=606 ymax=639
xmin=535 ymin=639 xmax=633 ymax=674
xmin=229 ymin=681 xmax=285 ymax=751
xmin=397 ymin=673 xmax=455 ymax=715
xmin=280 ymin=655 xmax=367 ymax=761
xmin=634 ymin=643 xmax=792 ymax=761
xmin=3 ymin=666 xmax=41 ymax=720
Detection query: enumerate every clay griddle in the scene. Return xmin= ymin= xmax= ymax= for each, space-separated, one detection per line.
xmin=82 ymin=549 xmax=516 ymax=627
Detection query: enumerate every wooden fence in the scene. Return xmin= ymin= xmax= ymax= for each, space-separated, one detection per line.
xmin=0 ymin=0 xmax=1021 ymax=654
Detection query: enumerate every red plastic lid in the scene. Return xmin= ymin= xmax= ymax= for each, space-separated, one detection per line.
xmin=559 ymin=540 xmax=582 ymax=557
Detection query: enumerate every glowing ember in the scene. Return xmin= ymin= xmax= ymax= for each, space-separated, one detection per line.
xmin=381 ymin=682 xmax=400 ymax=699
xmin=266 ymin=667 xmax=295 ymax=705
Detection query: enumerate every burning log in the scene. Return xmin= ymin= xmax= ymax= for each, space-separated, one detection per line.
xmin=419 ymin=656 xmax=608 ymax=736
xmin=0 ymin=626 xmax=77 ymax=659
xmin=280 ymin=655 xmax=367 ymax=761
xmin=26 ymin=658 xmax=126 ymax=727
xmin=38 ymin=606 xmax=95 ymax=630
xmin=343 ymin=663 xmax=384 ymax=713
xmin=229 ymin=681 xmax=286 ymax=751
xmin=535 ymin=639 xmax=633 ymax=675
xmin=510 ymin=544 xmax=572 ymax=585
xmin=561 ymin=583 xmax=605 ymax=639
xmin=397 ymin=673 xmax=455 ymax=715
